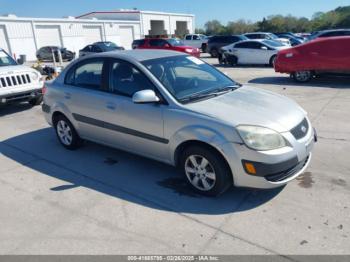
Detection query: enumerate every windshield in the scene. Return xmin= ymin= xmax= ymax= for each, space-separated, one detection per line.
xmin=263 ymin=40 xmax=284 ymax=47
xmin=143 ymin=55 xmax=238 ymax=102
xmin=240 ymin=35 xmax=249 ymax=40
xmin=167 ymin=38 xmax=185 ymax=46
xmin=268 ymin=33 xmax=279 ymax=39
xmin=0 ymin=50 xmax=17 ymax=67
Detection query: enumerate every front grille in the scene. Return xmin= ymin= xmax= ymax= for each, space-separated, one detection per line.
xmin=265 ymin=155 xmax=310 ymax=182
xmin=0 ymin=73 xmax=31 ymax=88
xmin=291 ymin=118 xmax=309 ymax=140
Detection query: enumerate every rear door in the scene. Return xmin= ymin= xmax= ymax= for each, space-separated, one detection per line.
xmin=62 ymin=58 xmax=115 ymax=144
xmin=232 ymin=42 xmax=256 ymax=64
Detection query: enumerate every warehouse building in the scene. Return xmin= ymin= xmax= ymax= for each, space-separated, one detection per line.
xmin=0 ymin=10 xmax=194 ymax=61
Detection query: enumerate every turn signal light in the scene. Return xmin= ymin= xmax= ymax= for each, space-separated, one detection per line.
xmin=244 ymin=162 xmax=257 ymax=175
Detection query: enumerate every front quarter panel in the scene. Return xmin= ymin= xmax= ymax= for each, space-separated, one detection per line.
xmin=164 ymin=108 xmax=242 ymax=165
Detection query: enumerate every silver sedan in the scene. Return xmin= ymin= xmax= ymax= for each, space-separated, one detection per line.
xmin=42 ymin=50 xmax=316 ymax=196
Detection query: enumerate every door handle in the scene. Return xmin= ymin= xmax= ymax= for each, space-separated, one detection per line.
xmin=106 ymin=103 xmax=116 ymax=110
xmin=64 ymin=92 xmax=71 ymax=99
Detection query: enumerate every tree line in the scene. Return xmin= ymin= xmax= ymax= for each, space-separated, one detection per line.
xmin=195 ymin=6 xmax=350 ymax=35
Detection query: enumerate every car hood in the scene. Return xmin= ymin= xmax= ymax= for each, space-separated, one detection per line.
xmin=184 ymin=86 xmax=306 ymax=132
xmin=0 ymin=65 xmax=40 ymax=75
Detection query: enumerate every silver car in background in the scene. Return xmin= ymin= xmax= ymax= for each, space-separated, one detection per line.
xmin=42 ymin=50 xmax=316 ymax=196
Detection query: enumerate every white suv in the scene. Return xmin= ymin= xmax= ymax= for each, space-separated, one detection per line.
xmin=0 ymin=49 xmax=43 ymax=106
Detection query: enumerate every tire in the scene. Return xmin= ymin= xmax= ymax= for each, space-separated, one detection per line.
xmin=226 ymin=55 xmax=238 ymax=66
xmin=269 ymin=55 xmax=277 ymax=67
xmin=179 ymin=146 xmax=232 ymax=197
xmin=201 ymin=43 xmax=207 ymax=53
xmin=28 ymin=95 xmax=43 ymax=106
xmin=210 ymin=48 xmax=219 ymax=58
xmin=53 ymin=115 xmax=82 ymax=150
xmin=292 ymin=71 xmax=313 ymax=83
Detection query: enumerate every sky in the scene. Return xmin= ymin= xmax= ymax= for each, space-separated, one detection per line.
xmin=0 ymin=0 xmax=349 ymax=27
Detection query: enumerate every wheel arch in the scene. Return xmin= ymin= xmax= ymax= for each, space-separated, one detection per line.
xmin=174 ymin=140 xmax=233 ymax=180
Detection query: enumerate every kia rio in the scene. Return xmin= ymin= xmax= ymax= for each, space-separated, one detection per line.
xmin=42 ymin=50 xmax=316 ymax=196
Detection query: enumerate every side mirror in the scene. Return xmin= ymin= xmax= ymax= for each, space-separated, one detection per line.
xmin=17 ymin=58 xmax=24 ymax=65
xmin=132 ymin=89 xmax=160 ymax=104
xmin=261 ymin=46 xmax=268 ymax=50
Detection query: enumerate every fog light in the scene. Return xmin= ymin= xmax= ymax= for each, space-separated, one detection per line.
xmin=244 ymin=162 xmax=257 ymax=175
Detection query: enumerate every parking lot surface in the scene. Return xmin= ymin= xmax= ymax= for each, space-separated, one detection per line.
xmin=0 ymin=55 xmax=349 ymax=255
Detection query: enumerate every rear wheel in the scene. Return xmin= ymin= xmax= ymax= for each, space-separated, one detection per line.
xmin=179 ymin=146 xmax=232 ymax=196
xmin=54 ymin=115 xmax=82 ymax=150
xmin=292 ymin=71 xmax=313 ymax=82
xmin=201 ymin=43 xmax=207 ymax=53
xmin=210 ymin=48 xmax=219 ymax=58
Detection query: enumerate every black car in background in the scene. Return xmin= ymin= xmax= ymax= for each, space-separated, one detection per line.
xmin=206 ymin=35 xmax=249 ymax=57
xmin=79 ymin=41 xmax=125 ymax=57
xmin=275 ymin=33 xmax=304 ymax=46
xmin=36 ymin=46 xmax=75 ymax=62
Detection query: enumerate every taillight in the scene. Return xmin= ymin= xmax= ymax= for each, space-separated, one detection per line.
xmin=42 ymin=84 xmax=47 ymax=95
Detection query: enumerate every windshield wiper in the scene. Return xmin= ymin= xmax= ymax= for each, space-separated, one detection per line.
xmin=180 ymin=84 xmax=241 ymax=103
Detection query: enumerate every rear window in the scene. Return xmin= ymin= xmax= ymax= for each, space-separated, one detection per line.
xmin=65 ymin=59 xmax=104 ymax=89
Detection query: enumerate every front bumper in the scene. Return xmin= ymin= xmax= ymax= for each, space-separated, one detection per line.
xmin=0 ymin=88 xmax=42 ymax=104
xmin=219 ymin=124 xmax=317 ymax=189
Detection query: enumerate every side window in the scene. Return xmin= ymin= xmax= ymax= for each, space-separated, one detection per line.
xmin=185 ymin=35 xmax=192 ymax=40
xmin=149 ymin=39 xmax=166 ymax=47
xmin=109 ymin=61 xmax=154 ymax=97
xmin=252 ymin=42 xmax=263 ymax=49
xmin=235 ymin=42 xmax=249 ymax=48
xmin=65 ymin=59 xmax=104 ymax=90
xmin=92 ymin=46 xmax=102 ymax=52
xmin=193 ymin=35 xmax=200 ymax=40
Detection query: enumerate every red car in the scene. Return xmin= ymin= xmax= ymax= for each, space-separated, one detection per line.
xmin=134 ymin=38 xmax=200 ymax=58
xmin=274 ymin=36 xmax=350 ymax=82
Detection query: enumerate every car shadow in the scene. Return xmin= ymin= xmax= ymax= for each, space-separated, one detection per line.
xmin=0 ymin=103 xmax=36 ymax=117
xmin=1 ymin=127 xmax=284 ymax=215
xmin=249 ymin=75 xmax=350 ymax=88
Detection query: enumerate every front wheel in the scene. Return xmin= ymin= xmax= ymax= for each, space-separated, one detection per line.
xmin=292 ymin=71 xmax=313 ymax=82
xmin=179 ymin=146 xmax=232 ymax=196
xmin=54 ymin=115 xmax=82 ymax=150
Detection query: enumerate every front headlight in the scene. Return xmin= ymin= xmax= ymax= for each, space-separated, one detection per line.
xmin=30 ymin=72 xmax=39 ymax=81
xmin=236 ymin=125 xmax=286 ymax=151
xmin=185 ymin=48 xmax=194 ymax=53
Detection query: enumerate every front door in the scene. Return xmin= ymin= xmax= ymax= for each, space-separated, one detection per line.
xmin=102 ymin=59 xmax=168 ymax=161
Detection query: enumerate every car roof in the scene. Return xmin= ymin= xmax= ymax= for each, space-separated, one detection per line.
xmin=83 ymin=49 xmax=185 ymax=62
xmin=234 ymin=39 xmax=265 ymax=44
xmin=245 ymin=32 xmax=271 ymax=35
xmin=320 ymin=28 xmax=350 ymax=33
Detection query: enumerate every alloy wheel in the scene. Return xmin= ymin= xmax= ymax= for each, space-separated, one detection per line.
xmin=56 ymin=120 xmax=73 ymax=146
xmin=184 ymin=155 xmax=216 ymax=191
